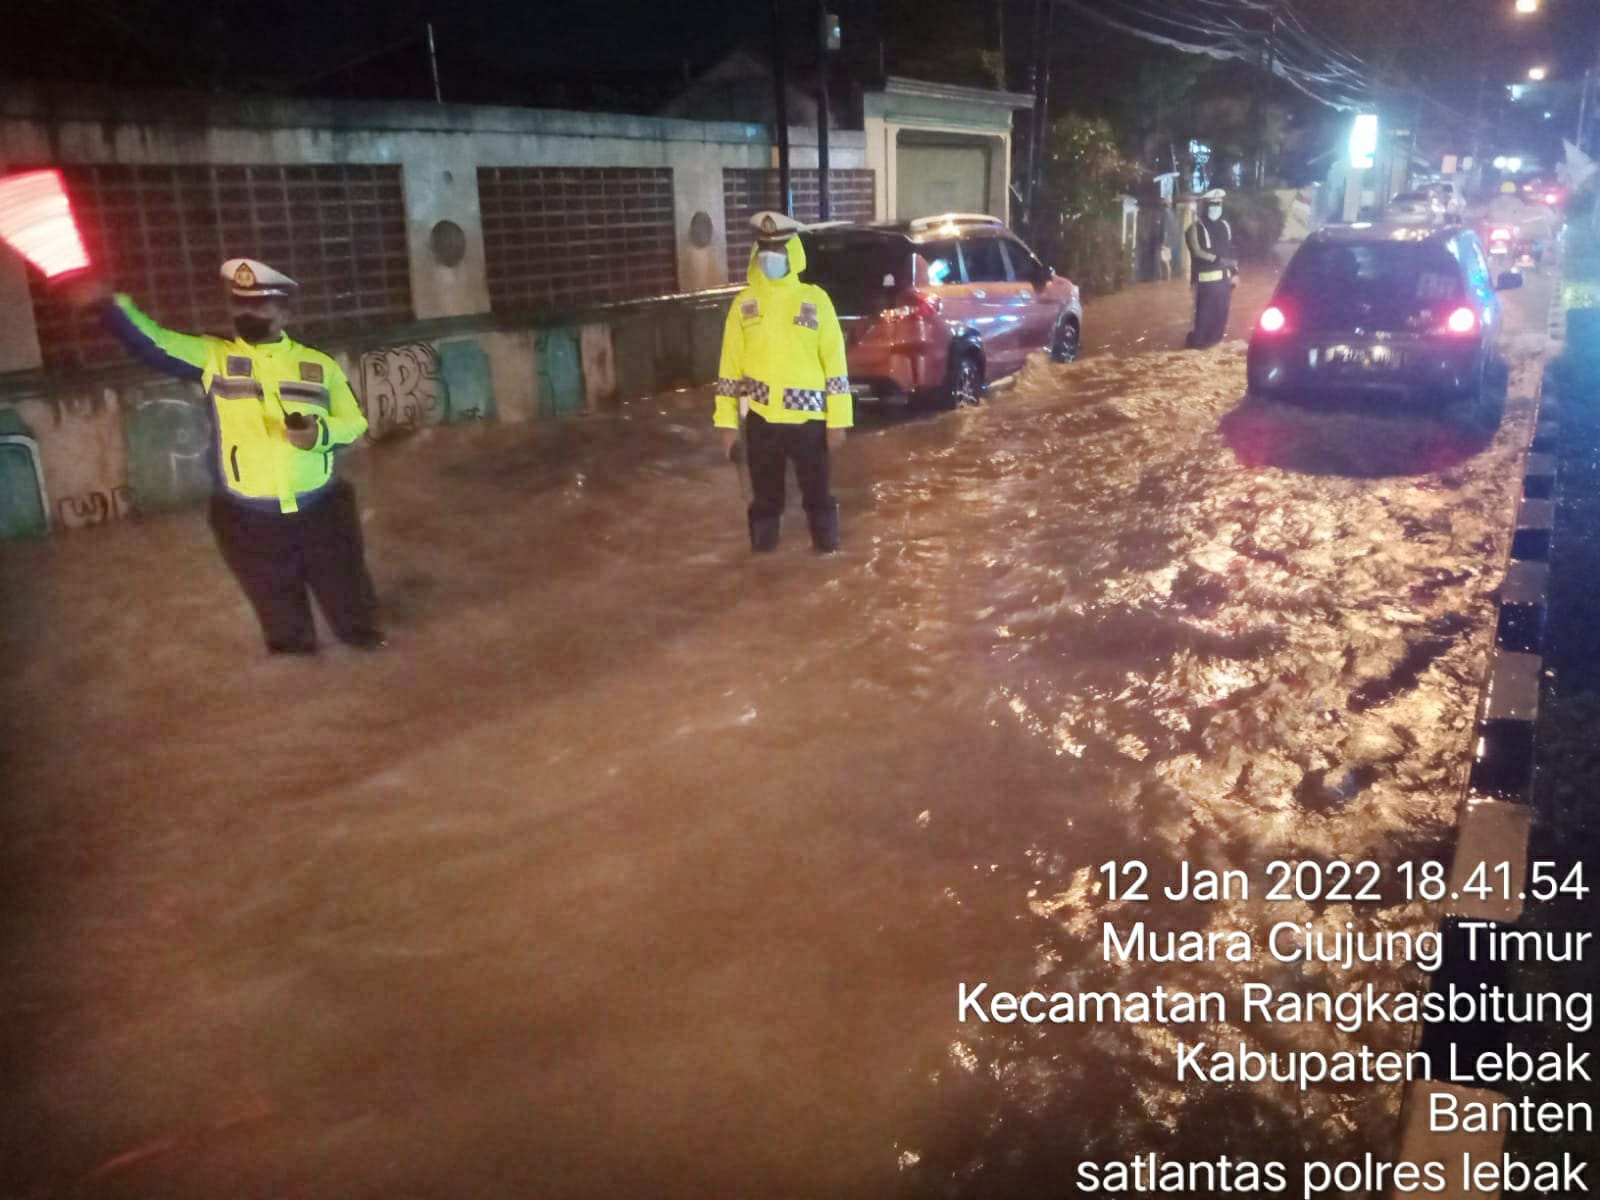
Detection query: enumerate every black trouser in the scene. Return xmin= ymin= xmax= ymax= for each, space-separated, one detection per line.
xmin=1190 ymin=279 xmax=1233 ymax=348
xmin=745 ymin=411 xmax=838 ymax=551
xmin=208 ymin=479 xmax=382 ymax=653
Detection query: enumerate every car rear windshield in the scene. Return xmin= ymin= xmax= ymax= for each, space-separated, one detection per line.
xmin=800 ymin=236 xmax=913 ymax=316
xmin=1281 ymin=241 xmax=1466 ymax=329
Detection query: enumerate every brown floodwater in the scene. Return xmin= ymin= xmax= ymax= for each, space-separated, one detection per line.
xmin=0 ymin=272 xmax=1555 ymax=1198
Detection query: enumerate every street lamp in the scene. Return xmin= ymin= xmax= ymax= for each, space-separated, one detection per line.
xmin=1529 ymin=66 xmax=1549 ymax=81
xmin=1515 ymin=0 xmax=1539 ymax=13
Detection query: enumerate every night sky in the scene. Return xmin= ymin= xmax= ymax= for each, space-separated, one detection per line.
xmin=2 ymin=0 xmax=1596 ymax=170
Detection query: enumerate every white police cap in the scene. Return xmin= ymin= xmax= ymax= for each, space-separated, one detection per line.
xmin=751 ymin=210 xmax=802 ymax=244
xmin=221 ymin=257 xmax=298 ymax=298
xmin=1201 ymin=188 xmax=1228 ymax=202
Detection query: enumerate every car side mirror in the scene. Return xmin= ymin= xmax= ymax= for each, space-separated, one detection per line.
xmin=1496 ymin=271 xmax=1524 ymax=291
xmin=1036 ymin=265 xmax=1055 ymax=288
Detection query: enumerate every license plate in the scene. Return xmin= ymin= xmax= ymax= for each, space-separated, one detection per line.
xmin=1316 ymin=345 xmax=1403 ymax=370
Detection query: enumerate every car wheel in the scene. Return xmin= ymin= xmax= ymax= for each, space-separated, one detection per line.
xmin=1446 ymin=362 xmax=1502 ymax=435
xmin=941 ymin=350 xmax=984 ymax=409
xmin=1050 ymin=315 xmax=1080 ymax=363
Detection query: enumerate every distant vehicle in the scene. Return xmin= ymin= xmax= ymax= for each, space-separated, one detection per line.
xmin=1521 ymin=177 xmax=1562 ymax=205
xmin=1389 ymin=190 xmax=1445 ymax=224
xmin=1479 ymin=193 xmax=1556 ymax=273
xmin=1247 ymin=223 xmax=1519 ymax=427
xmin=1522 ymin=180 xmax=1565 ymax=208
xmin=798 ymin=214 xmax=1083 ymax=409
xmin=1485 ymin=223 xmax=1516 ymax=272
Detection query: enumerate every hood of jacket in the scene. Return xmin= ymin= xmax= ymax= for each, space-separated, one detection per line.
xmin=747 ymin=233 xmax=807 ymax=288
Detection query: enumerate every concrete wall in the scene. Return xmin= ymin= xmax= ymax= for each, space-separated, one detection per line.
xmin=0 ymin=289 xmax=736 ymax=539
xmin=0 ymin=85 xmax=869 ymax=374
xmin=862 ymin=77 xmax=1031 ymax=225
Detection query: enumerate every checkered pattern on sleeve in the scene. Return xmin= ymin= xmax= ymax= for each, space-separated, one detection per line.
xmin=824 ymin=376 xmax=850 ymax=395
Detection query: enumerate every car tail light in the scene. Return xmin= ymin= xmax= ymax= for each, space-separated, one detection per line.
xmin=1545 ymin=192 xmax=1560 ymax=205
xmin=890 ymin=288 xmax=942 ymax=318
xmin=1446 ymin=306 xmax=1478 ymax=335
xmin=1258 ymin=305 xmax=1288 ymax=334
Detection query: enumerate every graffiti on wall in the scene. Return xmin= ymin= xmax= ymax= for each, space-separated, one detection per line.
xmin=126 ymin=390 xmax=213 ymax=511
xmin=58 ymin=486 xmax=137 ymax=530
xmin=0 ymin=431 xmax=49 ymax=539
xmin=437 ymin=340 xmax=493 ymax=424
xmin=14 ymin=389 xmax=132 ymax=534
xmin=359 ymin=343 xmax=441 ymax=439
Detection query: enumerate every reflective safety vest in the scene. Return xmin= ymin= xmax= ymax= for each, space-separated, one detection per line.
xmin=1187 ymin=216 xmax=1234 ymax=284
xmin=713 ymin=235 xmax=852 ymax=430
xmin=106 ymin=296 xmax=367 ymax=514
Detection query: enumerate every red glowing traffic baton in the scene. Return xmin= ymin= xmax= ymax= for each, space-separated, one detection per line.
xmin=0 ymin=169 xmax=91 ymax=279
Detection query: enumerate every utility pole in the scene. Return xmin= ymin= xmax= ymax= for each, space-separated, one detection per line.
xmin=1025 ymin=0 xmax=1054 ymax=235
xmin=1579 ymin=69 xmax=1593 ymax=156
xmin=1470 ymin=69 xmax=1486 ymax=196
xmin=816 ymin=3 xmax=835 ymax=221
xmin=426 ymin=22 xmax=442 ymax=103
xmin=1254 ymin=2 xmax=1279 ymax=188
xmin=772 ymin=0 xmax=792 ymax=216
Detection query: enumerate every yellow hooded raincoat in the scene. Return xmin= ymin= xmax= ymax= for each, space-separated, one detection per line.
xmin=713 ymin=234 xmax=853 ymax=431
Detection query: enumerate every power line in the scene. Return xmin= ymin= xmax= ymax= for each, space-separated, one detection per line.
xmin=1054 ymin=0 xmax=1370 ymax=109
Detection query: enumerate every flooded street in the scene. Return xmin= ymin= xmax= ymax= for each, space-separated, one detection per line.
xmin=0 ymin=271 xmax=1556 ymax=1198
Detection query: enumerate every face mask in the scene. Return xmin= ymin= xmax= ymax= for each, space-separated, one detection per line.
xmin=758 ymin=250 xmax=789 ymax=280
xmin=233 ymin=314 xmax=276 ymax=342
xmin=1207 ymin=206 xmax=1223 ymax=221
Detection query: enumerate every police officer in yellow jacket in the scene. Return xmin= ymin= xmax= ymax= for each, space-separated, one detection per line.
xmin=86 ymin=258 xmax=383 ymax=654
xmin=714 ymin=211 xmax=852 ymax=553
xmin=1185 ymin=188 xmax=1240 ymax=349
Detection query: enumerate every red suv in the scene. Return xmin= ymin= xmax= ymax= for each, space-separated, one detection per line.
xmin=797 ymin=214 xmax=1083 ymax=408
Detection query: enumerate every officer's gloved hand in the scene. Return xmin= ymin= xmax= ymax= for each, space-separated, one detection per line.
xmin=826 ymin=428 xmax=847 ymax=452
xmin=59 ymin=271 xmax=112 ymax=310
xmin=285 ymin=413 xmax=321 ymax=450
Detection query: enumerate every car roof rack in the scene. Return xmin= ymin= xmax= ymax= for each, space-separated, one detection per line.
xmin=907 ymin=213 xmax=1005 ymax=233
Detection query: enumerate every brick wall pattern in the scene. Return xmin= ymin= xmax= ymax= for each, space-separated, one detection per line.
xmin=478 ymin=167 xmax=677 ymax=311
xmin=29 ymin=164 xmax=411 ymax=370
xmin=722 ymin=169 xmax=877 ymax=278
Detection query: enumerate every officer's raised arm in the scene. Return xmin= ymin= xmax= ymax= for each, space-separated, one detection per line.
xmin=61 ymin=272 xmax=212 ymax=381
xmin=102 ymin=293 xmax=213 ymax=380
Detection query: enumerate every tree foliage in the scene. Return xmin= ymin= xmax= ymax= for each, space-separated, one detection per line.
xmin=1036 ymin=114 xmax=1142 ymax=223
xmin=1031 ymin=115 xmax=1141 ymax=294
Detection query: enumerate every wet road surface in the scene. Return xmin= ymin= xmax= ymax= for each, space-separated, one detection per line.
xmin=0 ymin=270 xmax=1555 ymax=1198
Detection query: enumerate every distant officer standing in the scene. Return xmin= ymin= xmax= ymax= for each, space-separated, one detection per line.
xmin=79 ymin=258 xmax=384 ymax=655
xmin=1185 ymin=188 xmax=1239 ymax=349
xmin=714 ymin=211 xmax=853 ymax=553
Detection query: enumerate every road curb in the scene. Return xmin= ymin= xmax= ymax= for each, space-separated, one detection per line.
xmin=1388 ymin=281 xmax=1564 ymax=1195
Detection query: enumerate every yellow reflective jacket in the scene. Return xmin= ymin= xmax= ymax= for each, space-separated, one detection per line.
xmin=1186 ymin=216 xmax=1234 ymax=284
xmin=106 ymin=295 xmax=367 ymax=514
xmin=713 ymin=234 xmax=852 ymax=430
